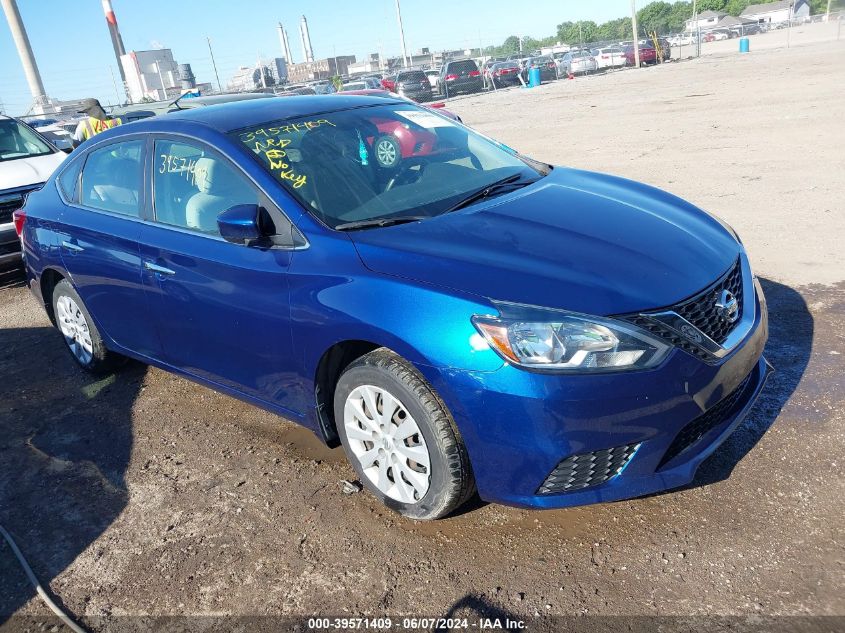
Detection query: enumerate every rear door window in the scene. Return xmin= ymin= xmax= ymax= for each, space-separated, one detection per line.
xmin=79 ymin=139 xmax=144 ymax=217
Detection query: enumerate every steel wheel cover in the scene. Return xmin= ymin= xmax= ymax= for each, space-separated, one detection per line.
xmin=56 ymin=295 xmax=93 ymax=365
xmin=343 ymin=384 xmax=431 ymax=503
xmin=376 ymin=139 xmax=398 ymax=167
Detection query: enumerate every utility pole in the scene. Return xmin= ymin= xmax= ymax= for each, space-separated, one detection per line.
xmin=787 ymin=0 xmax=794 ymax=48
xmin=155 ymin=61 xmax=167 ymax=100
xmin=207 ymin=37 xmax=222 ymax=93
xmin=691 ymin=0 xmax=700 ymax=57
xmin=395 ymin=0 xmax=409 ymax=68
xmin=630 ymin=0 xmax=640 ymax=68
xmin=109 ymin=66 xmax=121 ymax=104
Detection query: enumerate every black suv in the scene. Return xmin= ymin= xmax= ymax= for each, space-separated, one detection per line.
xmin=438 ymin=59 xmax=483 ymax=97
xmin=395 ymin=70 xmax=433 ymax=102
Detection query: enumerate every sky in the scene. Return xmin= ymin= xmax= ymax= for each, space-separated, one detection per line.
xmin=0 ymin=0 xmax=635 ymax=115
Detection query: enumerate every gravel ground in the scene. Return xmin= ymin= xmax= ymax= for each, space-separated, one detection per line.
xmin=1 ymin=32 xmax=843 ymax=632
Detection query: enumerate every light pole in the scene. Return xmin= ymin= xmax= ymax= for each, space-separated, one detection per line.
xmin=630 ymin=0 xmax=640 ymax=68
xmin=395 ymin=0 xmax=409 ymax=68
xmin=207 ymin=37 xmax=222 ymax=93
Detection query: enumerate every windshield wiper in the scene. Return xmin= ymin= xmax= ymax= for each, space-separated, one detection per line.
xmin=445 ymin=173 xmax=537 ymax=213
xmin=334 ymin=215 xmax=428 ymax=231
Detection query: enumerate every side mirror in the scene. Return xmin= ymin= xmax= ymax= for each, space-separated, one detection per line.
xmin=217 ymin=204 xmax=264 ymax=245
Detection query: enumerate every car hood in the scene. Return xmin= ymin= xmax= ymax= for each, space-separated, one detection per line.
xmin=0 ymin=151 xmax=66 ymax=191
xmin=349 ymin=168 xmax=741 ymax=316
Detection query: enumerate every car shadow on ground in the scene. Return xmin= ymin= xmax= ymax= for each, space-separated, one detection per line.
xmin=685 ymin=276 xmax=813 ymax=489
xmin=0 ymin=323 xmax=145 ymax=623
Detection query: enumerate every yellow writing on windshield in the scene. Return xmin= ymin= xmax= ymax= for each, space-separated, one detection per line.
xmin=240 ymin=119 xmax=335 ymax=143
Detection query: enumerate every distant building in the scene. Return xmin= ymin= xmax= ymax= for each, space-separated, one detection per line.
xmin=227 ymin=66 xmax=275 ymax=92
xmin=120 ymin=49 xmax=182 ymax=103
xmin=268 ymin=58 xmax=288 ymax=85
xmin=286 ymin=55 xmax=355 ymax=83
xmin=347 ymin=53 xmax=384 ymax=75
xmin=685 ymin=10 xmax=728 ymax=31
xmin=741 ymin=0 xmax=810 ymax=24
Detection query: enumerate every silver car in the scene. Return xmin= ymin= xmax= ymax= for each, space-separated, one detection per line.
xmin=558 ymin=50 xmax=598 ymax=75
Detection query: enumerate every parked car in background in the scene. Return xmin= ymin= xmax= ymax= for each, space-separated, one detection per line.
xmin=521 ymin=56 xmax=557 ymax=82
xmin=18 ymin=95 xmax=770 ymax=520
xmin=484 ymin=61 xmax=522 ymax=88
xmin=336 ymin=89 xmax=462 ymax=123
xmin=394 ymin=70 xmax=433 ymax=102
xmin=307 ymin=81 xmax=336 ymax=95
xmin=590 ymin=46 xmax=626 ymax=70
xmin=1 ymin=115 xmax=66 ymax=267
xmin=111 ymin=92 xmax=279 ymax=123
xmin=438 ymin=59 xmax=483 ymax=96
xmin=558 ymin=50 xmax=598 ymax=75
xmin=341 ymin=81 xmax=371 ymax=92
xmin=623 ymin=44 xmax=658 ymax=66
xmin=424 ymin=69 xmax=440 ymax=91
xmin=667 ymin=33 xmax=695 ymax=46
xmin=381 ymin=75 xmax=397 ymax=92
xmin=23 ymin=118 xmax=74 ymax=152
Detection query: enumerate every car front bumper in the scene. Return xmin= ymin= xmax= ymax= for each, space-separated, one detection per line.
xmin=421 ymin=279 xmax=770 ymax=509
xmin=0 ymin=222 xmax=22 ymax=267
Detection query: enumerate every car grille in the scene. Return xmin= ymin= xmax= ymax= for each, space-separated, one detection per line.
xmin=675 ymin=258 xmax=743 ymax=345
xmin=621 ymin=258 xmax=744 ymax=362
xmin=657 ymin=370 xmax=754 ymax=469
xmin=0 ymin=185 xmax=42 ymax=224
xmin=537 ymin=443 xmax=639 ymax=495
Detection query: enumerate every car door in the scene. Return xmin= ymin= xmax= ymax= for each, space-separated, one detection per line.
xmin=55 ymin=136 xmax=160 ymax=357
xmin=139 ymin=136 xmax=300 ymax=411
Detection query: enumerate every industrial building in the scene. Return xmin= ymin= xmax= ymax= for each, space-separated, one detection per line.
xmin=120 ymin=49 xmax=186 ymax=103
xmin=286 ymin=56 xmax=356 ymax=83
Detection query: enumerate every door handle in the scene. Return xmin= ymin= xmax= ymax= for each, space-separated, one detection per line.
xmin=61 ymin=240 xmax=84 ymax=253
xmin=143 ymin=261 xmax=176 ymax=276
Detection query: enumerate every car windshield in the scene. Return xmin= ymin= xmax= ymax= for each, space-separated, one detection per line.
xmin=231 ymin=103 xmax=545 ymax=230
xmin=0 ymin=119 xmax=54 ymax=162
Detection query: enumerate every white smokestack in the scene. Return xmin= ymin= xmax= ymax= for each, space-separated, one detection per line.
xmin=299 ymin=15 xmax=314 ymax=63
xmin=278 ymin=23 xmax=293 ymax=62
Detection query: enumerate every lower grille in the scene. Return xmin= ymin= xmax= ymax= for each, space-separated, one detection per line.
xmin=658 ymin=371 xmax=755 ymax=469
xmin=538 ymin=444 xmax=639 ymax=495
xmin=0 ymin=185 xmax=41 ymax=224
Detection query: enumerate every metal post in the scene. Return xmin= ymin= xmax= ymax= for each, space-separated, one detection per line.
xmin=630 ymin=0 xmax=640 ymax=67
xmin=0 ymin=0 xmax=47 ymax=107
xmin=395 ymin=0 xmax=409 ymax=68
xmin=155 ymin=61 xmax=167 ymax=100
xmin=207 ymin=37 xmax=222 ymax=93
xmin=787 ymin=1 xmax=793 ymax=48
xmin=109 ymin=66 xmax=121 ymax=104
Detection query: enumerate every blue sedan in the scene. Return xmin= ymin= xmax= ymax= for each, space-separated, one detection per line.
xmin=15 ymin=96 xmax=770 ymax=519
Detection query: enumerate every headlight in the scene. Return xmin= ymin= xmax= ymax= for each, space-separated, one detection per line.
xmin=472 ymin=303 xmax=670 ymax=373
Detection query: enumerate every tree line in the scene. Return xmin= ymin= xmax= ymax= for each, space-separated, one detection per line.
xmin=483 ymin=0 xmax=841 ymax=55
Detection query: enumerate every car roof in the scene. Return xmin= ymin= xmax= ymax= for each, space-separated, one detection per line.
xmin=136 ymin=94 xmax=405 ymax=134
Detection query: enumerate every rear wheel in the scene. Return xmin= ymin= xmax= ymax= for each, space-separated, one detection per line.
xmin=335 ymin=349 xmax=475 ymax=520
xmin=52 ymin=279 xmax=123 ymax=374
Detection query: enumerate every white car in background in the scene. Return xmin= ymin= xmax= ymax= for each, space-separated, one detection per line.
xmin=425 ymin=69 xmax=440 ymax=90
xmin=23 ymin=118 xmax=74 ymax=152
xmin=590 ymin=46 xmax=626 ymax=70
xmin=0 ymin=116 xmax=66 ymax=267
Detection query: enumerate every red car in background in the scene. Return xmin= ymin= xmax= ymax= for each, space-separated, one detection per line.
xmin=380 ymin=75 xmax=397 ymax=92
xmin=623 ymin=44 xmax=657 ymax=66
xmin=335 ymin=89 xmax=463 ymax=168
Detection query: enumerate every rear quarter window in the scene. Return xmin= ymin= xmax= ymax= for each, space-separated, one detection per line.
xmin=398 ymin=71 xmax=427 ymax=82
xmin=447 ymin=60 xmax=478 ymax=73
xmin=57 ymin=157 xmax=83 ymax=203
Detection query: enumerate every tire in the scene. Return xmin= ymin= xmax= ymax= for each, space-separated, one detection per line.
xmin=373 ymin=135 xmax=402 ymax=169
xmin=52 ymin=279 xmax=123 ymax=374
xmin=334 ymin=348 xmax=475 ymax=520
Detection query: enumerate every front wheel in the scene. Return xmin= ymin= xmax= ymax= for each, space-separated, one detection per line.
xmin=334 ymin=349 xmax=475 ymax=520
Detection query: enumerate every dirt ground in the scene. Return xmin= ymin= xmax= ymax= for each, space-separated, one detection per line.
xmin=1 ymin=31 xmax=844 ymax=632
